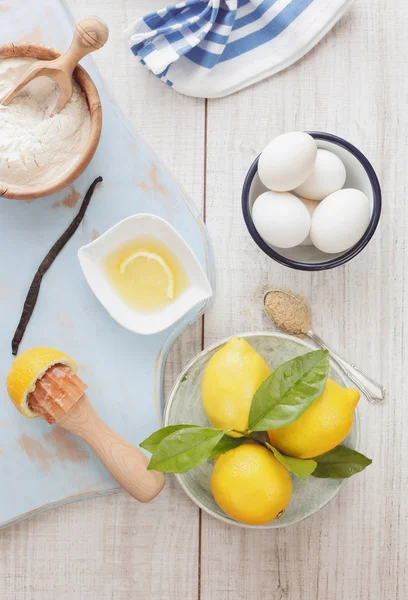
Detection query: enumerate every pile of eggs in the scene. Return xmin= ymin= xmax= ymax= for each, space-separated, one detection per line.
xmin=252 ymin=132 xmax=371 ymax=253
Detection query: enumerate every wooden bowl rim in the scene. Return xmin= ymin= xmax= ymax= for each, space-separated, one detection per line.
xmin=0 ymin=43 xmax=102 ymax=200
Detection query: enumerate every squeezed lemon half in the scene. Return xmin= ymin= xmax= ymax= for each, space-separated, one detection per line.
xmin=6 ymin=347 xmax=77 ymax=418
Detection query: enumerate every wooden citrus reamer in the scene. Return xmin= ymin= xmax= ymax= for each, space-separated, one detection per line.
xmin=0 ymin=16 xmax=109 ymax=113
xmin=29 ymin=365 xmax=165 ymax=503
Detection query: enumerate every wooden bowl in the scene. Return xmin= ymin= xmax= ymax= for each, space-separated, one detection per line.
xmin=0 ymin=43 xmax=102 ymax=200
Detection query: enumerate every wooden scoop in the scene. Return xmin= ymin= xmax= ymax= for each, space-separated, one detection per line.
xmin=28 ymin=364 xmax=165 ymax=503
xmin=0 ymin=16 xmax=109 ymax=113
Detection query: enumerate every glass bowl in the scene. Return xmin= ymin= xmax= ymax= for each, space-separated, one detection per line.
xmin=164 ymin=332 xmax=360 ymax=529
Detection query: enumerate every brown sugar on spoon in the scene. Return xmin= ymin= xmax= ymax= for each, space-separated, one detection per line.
xmin=264 ymin=290 xmax=311 ymax=335
xmin=263 ymin=289 xmax=386 ymax=403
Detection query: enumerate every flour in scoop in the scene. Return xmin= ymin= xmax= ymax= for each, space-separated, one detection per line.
xmin=0 ymin=57 xmax=91 ymax=187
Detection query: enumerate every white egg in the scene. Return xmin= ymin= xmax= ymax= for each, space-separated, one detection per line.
xmin=258 ymin=132 xmax=317 ymax=192
xmin=310 ymin=189 xmax=371 ymax=254
xmin=294 ymin=149 xmax=346 ymax=201
xmin=298 ymin=197 xmax=319 ymax=246
xmin=252 ymin=191 xmax=311 ymax=249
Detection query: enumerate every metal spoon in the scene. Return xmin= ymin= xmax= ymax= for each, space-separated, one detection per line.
xmin=264 ymin=289 xmax=385 ymax=404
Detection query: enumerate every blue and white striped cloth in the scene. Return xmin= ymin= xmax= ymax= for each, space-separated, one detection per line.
xmin=125 ymin=0 xmax=354 ymax=98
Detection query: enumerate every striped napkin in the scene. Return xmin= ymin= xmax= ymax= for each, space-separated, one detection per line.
xmin=125 ymin=0 xmax=354 ymax=98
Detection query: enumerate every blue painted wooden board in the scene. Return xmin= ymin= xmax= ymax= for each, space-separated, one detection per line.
xmin=0 ymin=0 xmax=214 ymax=528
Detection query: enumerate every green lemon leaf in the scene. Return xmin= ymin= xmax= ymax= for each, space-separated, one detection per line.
xmin=312 ymin=445 xmax=372 ymax=479
xmin=140 ymin=425 xmax=200 ymax=454
xmin=248 ymin=349 xmax=329 ymax=431
xmin=208 ymin=434 xmax=247 ymax=459
xmin=266 ymin=443 xmax=317 ymax=481
xmin=147 ymin=427 xmax=224 ymax=473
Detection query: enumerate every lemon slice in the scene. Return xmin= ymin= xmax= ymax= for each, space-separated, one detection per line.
xmin=119 ymin=251 xmax=174 ymax=299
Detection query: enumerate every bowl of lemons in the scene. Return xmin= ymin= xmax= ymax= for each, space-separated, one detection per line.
xmin=142 ymin=333 xmax=371 ymax=528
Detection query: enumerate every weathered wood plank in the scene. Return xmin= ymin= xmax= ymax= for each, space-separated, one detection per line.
xmin=201 ymin=1 xmax=408 ymax=598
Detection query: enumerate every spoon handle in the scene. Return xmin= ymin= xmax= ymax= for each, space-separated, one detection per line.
xmin=307 ymin=331 xmax=385 ymax=404
xmin=62 ymin=17 xmax=109 ymax=73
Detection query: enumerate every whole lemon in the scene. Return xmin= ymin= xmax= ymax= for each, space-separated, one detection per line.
xmin=210 ymin=443 xmax=292 ymax=525
xmin=201 ymin=337 xmax=270 ymax=435
xmin=268 ymin=378 xmax=360 ymax=459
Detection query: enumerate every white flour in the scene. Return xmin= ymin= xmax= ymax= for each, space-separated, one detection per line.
xmin=0 ymin=57 xmax=91 ymax=187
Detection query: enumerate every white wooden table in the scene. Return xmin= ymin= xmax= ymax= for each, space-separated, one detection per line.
xmin=1 ymin=1 xmax=406 ymax=598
